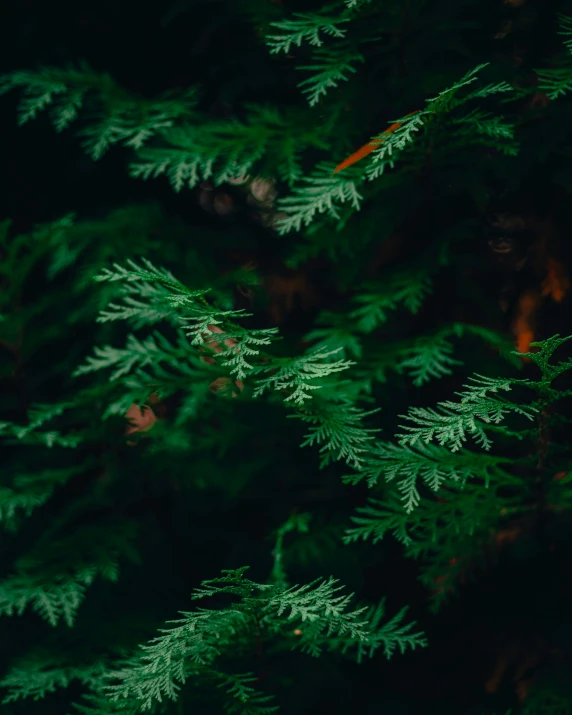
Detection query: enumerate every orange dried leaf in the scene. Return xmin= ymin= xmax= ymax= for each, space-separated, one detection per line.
xmin=333 ymin=111 xmax=420 ymax=174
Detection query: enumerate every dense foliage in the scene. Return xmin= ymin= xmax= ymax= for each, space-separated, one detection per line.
xmin=2 ymin=0 xmax=572 ymax=713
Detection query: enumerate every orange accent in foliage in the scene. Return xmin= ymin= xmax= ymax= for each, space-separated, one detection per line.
xmin=541 ymin=256 xmax=569 ymax=303
xmin=512 ymin=289 xmax=541 ymax=358
xmin=125 ymin=401 xmax=159 ymax=436
xmin=512 ymin=256 xmax=569 ymax=359
xmin=333 ymin=111 xmax=420 ymax=174
xmin=516 ymin=329 xmax=535 ymax=356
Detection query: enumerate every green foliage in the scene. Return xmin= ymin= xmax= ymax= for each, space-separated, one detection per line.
xmin=64 ymin=567 xmax=424 ymax=713
xmin=292 ymin=398 xmax=380 ymax=469
xmin=270 ymin=63 xmax=517 ymax=234
xmin=348 ymin=270 xmax=433 ymax=332
xmin=0 ymin=57 xmax=517 ymax=239
xmin=537 ymin=14 xmax=572 ymax=98
xmin=0 ymin=63 xmax=197 ymax=158
xmin=1 ymin=658 xmax=106 ymax=704
xmin=3 ymin=2 xmax=572 ymax=714
xmin=275 ymin=161 xmax=363 ymax=234
xmin=0 ymin=465 xmax=86 ymax=529
xmin=296 ymin=46 xmax=365 ymax=107
xmin=130 ymin=103 xmax=323 ymax=190
xmin=344 ymin=334 xmax=572 ymax=610
xmin=266 ymin=12 xmax=350 ymax=54
xmin=396 ymin=373 xmax=537 ymax=452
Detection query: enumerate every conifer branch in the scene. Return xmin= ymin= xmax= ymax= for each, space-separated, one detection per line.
xmin=296 ymin=46 xmax=365 ymax=107
xmin=266 ymin=13 xmax=350 ymax=54
xmin=101 ymin=567 xmax=425 ymax=711
xmin=0 ymin=63 xmax=198 ymax=157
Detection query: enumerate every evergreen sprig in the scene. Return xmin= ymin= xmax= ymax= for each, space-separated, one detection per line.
xmin=275 ymin=162 xmax=363 ymax=234
xmin=291 ymin=398 xmax=380 ymax=469
xmin=345 ymin=334 xmax=572 ymax=611
xmin=251 ymin=348 xmax=355 ymax=404
xmin=537 ymin=14 xmax=572 ymax=99
xmin=100 ymin=567 xmax=425 ymax=711
xmin=348 ymin=270 xmax=433 ymax=332
xmin=344 ymin=440 xmax=513 ymax=510
xmin=266 ymin=12 xmax=350 ymax=54
xmin=296 ymin=45 xmax=365 ymax=107
xmin=396 ymin=374 xmax=537 ymax=452
xmin=274 ymin=64 xmax=515 ymax=234
xmin=0 ymin=63 xmax=198 ymax=158
xmin=1 ymin=659 xmax=106 ymax=704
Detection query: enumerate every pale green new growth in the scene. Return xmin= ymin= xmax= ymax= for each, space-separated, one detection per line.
xmin=266 ymin=13 xmax=349 ymax=54
xmin=344 ymin=441 xmax=511 ymax=512
xmin=273 ymin=64 xmax=516 ymax=234
xmin=200 ymin=327 xmax=279 ymax=381
xmin=297 ymin=46 xmax=365 ymax=106
xmin=344 ymin=333 xmax=572 ymax=612
xmin=537 ymin=67 xmax=572 ymax=99
xmin=366 ymin=63 xmax=515 ymax=179
xmin=74 ymin=333 xmax=189 ymax=382
xmin=425 ymin=63 xmax=492 ymax=110
xmin=0 ymin=61 xmax=517 ymax=237
xmin=292 ymin=400 xmax=380 ymax=469
xmin=344 ymin=600 xmax=426 ymax=661
xmin=344 ymin=475 xmax=510 ymax=550
xmin=94 ymin=257 xmax=189 ymax=291
xmin=4 ymin=9 xmax=570 ymax=714
xmin=254 ymin=351 xmax=355 ymax=404
xmin=252 ymin=348 xmax=355 ymax=404
xmin=397 ymin=375 xmax=537 ymax=452
xmin=89 ymin=258 xmax=279 ymax=381
xmin=464 ymin=81 xmax=514 ymax=100
xmin=103 ymin=567 xmax=425 ymax=712
xmin=130 ymin=104 xmax=320 ymax=190
xmin=537 ymin=14 xmax=572 ymax=98
xmin=365 ymin=112 xmax=426 ymax=181
xmin=275 ymin=162 xmax=363 ymax=234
